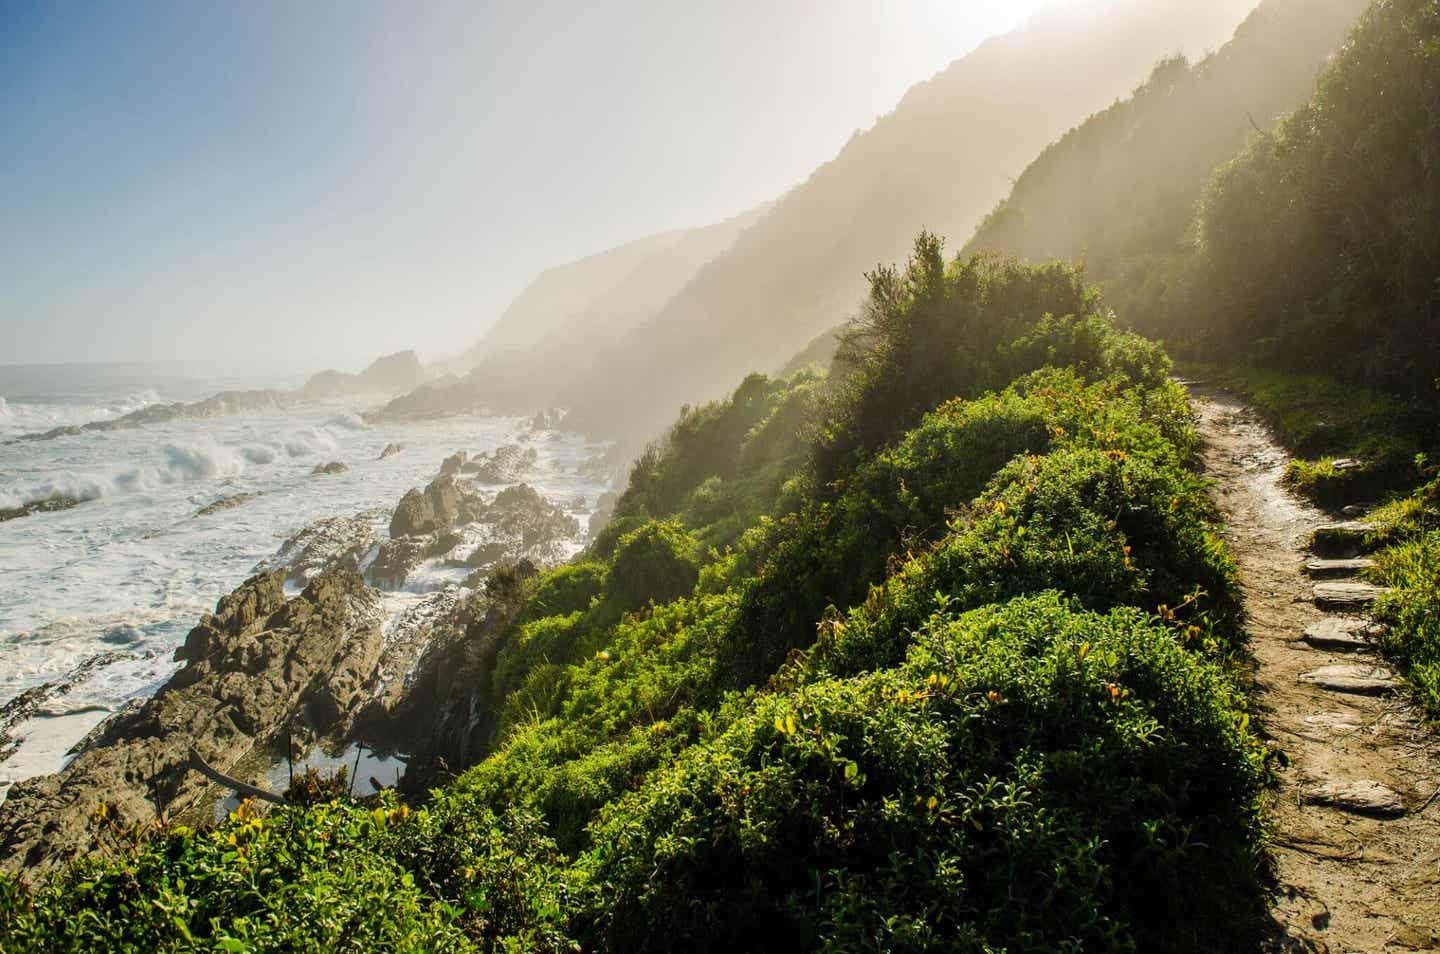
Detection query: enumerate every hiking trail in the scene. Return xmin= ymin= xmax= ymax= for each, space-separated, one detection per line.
xmin=1191 ymin=386 xmax=1440 ymax=952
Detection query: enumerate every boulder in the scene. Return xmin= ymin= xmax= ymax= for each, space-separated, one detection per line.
xmin=379 ymin=443 xmax=404 ymax=460
xmin=439 ymin=451 xmax=468 ymax=477
xmin=311 ymin=461 xmax=348 ymax=477
xmin=389 ymin=476 xmax=471 ymax=538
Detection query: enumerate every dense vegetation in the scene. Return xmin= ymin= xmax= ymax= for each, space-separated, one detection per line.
xmin=1368 ymin=474 xmax=1440 ymax=717
xmin=1187 ymin=0 xmax=1440 ymax=400
xmin=9 ymin=1 xmax=1440 ymax=947
xmin=0 ymin=246 xmax=1269 ymax=951
xmin=965 ymin=0 xmax=1369 ymax=337
xmin=553 ymin=0 xmax=1258 ymax=452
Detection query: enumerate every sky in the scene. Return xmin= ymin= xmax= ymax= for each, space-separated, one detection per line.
xmin=1 ymin=1 xmax=1054 ymax=371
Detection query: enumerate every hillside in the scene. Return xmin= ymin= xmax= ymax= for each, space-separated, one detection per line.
xmin=447 ymin=204 xmax=771 ymax=378
xmin=964 ymin=0 xmax=1371 ymax=337
xmin=553 ymin=0 xmax=1262 ymax=448
xmin=0 ymin=251 xmax=1272 ymax=951
xmin=1186 ymin=0 xmax=1440 ymax=398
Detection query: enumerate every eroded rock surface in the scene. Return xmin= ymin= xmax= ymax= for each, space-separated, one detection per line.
xmin=464 ymin=444 xmax=538 ymax=483
xmin=0 ymin=570 xmax=385 ymax=875
xmin=258 ymin=514 xmax=378 ymax=585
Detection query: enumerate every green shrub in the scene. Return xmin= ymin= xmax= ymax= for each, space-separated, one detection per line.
xmin=520 ymin=562 xmax=607 ymax=622
xmin=0 ymin=798 xmax=478 ymax=953
xmin=582 ymin=595 xmax=1265 ymax=953
xmin=606 ymin=521 xmax=702 ymax=610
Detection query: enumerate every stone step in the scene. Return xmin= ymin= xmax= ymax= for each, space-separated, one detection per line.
xmin=1303 ymin=557 xmax=1375 ymax=578
xmin=1301 ymin=617 xmax=1382 ymax=651
xmin=1302 ymin=712 xmax=1364 ymax=734
xmin=1313 ymin=581 xmax=1390 ymax=609
xmin=1301 ymin=779 xmax=1406 ymax=818
xmin=1310 ymin=521 xmax=1374 ymax=556
xmin=1298 ymin=663 xmax=1400 ymax=695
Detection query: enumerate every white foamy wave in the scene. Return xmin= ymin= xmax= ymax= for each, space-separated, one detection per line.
xmin=327 ymin=411 xmax=368 ymax=431
xmin=0 ymin=438 xmax=252 ymax=508
xmin=0 ymin=397 xmax=10 ymax=418
xmin=279 ymin=426 xmax=339 ymax=457
xmin=105 ymin=389 xmax=162 ymax=416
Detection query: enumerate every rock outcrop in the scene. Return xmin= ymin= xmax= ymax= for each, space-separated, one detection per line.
xmin=196 ymin=492 xmax=264 ymax=516
xmin=464 ymin=444 xmax=538 ymax=483
xmin=310 ymin=461 xmax=348 ymax=477
xmin=379 ymin=443 xmax=404 ymax=460
xmin=0 ymin=495 xmax=84 ymax=523
xmin=389 ymin=476 xmax=477 ymax=538
xmin=258 ymin=514 xmax=378 ymax=585
xmin=0 ymin=570 xmax=385 ymax=875
xmin=376 ymin=480 xmax=577 ymax=588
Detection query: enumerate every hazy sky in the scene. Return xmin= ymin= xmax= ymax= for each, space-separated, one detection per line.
xmin=2 ymin=1 xmax=1054 ymax=371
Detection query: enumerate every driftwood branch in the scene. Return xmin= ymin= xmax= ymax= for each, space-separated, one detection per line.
xmin=185 ymin=746 xmax=287 ymax=805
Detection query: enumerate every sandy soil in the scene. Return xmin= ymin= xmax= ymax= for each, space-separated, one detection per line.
xmin=1191 ymin=386 xmax=1440 ymax=952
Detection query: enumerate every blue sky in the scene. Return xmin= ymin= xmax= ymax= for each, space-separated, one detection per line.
xmin=1 ymin=1 xmax=1049 ymax=370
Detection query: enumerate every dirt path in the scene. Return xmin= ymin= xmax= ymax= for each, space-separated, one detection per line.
xmin=1191 ymin=387 xmax=1440 ymax=952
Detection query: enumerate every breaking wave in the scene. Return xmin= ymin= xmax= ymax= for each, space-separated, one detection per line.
xmin=0 ymin=426 xmax=343 ymax=509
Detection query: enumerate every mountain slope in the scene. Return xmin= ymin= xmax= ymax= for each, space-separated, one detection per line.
xmin=963 ymin=0 xmax=1370 ymax=337
xmin=1188 ymin=0 xmax=1440 ymax=397
xmin=447 ymin=204 xmax=770 ymax=378
xmin=556 ymin=0 xmax=1261 ymax=448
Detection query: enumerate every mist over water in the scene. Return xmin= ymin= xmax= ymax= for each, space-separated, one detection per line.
xmin=0 ymin=364 xmax=609 ymax=792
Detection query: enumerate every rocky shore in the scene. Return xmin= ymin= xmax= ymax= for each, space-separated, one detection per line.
xmin=0 ymin=439 xmax=598 ymax=877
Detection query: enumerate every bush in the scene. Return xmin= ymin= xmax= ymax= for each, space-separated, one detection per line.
xmin=582 ymin=595 xmax=1266 ymax=953
xmin=607 ymin=521 xmax=702 ymax=610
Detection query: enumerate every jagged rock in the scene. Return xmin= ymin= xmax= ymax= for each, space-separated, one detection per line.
xmin=1302 ymin=779 xmax=1406 ymax=818
xmin=386 ymin=563 xmax=539 ymax=792
xmin=389 ymin=476 xmax=478 ymax=538
xmin=311 ymin=461 xmax=348 ymax=477
xmin=1302 ymin=617 xmax=1382 ymax=651
xmin=1303 ymin=557 xmax=1375 ymax=577
xmin=196 ymin=492 xmax=263 ymax=516
xmin=1314 ymin=581 xmax=1390 ymax=609
xmin=0 ymin=570 xmax=385 ymax=876
xmin=379 ymin=443 xmax=404 ymax=460
xmin=0 ymin=495 xmax=84 ymax=523
xmin=439 ymin=451 xmax=468 ymax=477
xmin=463 ymin=445 xmax=538 ymax=483
xmin=1299 ymin=663 xmax=1400 ymax=695
xmin=257 ymin=514 xmax=377 ymax=585
xmin=368 ymin=534 xmax=462 ymax=589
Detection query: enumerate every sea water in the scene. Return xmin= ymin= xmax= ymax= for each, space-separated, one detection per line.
xmin=0 ymin=362 xmax=609 ymax=797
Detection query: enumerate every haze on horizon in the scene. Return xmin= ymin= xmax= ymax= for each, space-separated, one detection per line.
xmin=1 ymin=0 xmax=1067 ymax=372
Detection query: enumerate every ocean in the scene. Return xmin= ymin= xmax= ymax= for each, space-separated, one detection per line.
xmin=0 ymin=362 xmax=609 ymax=798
